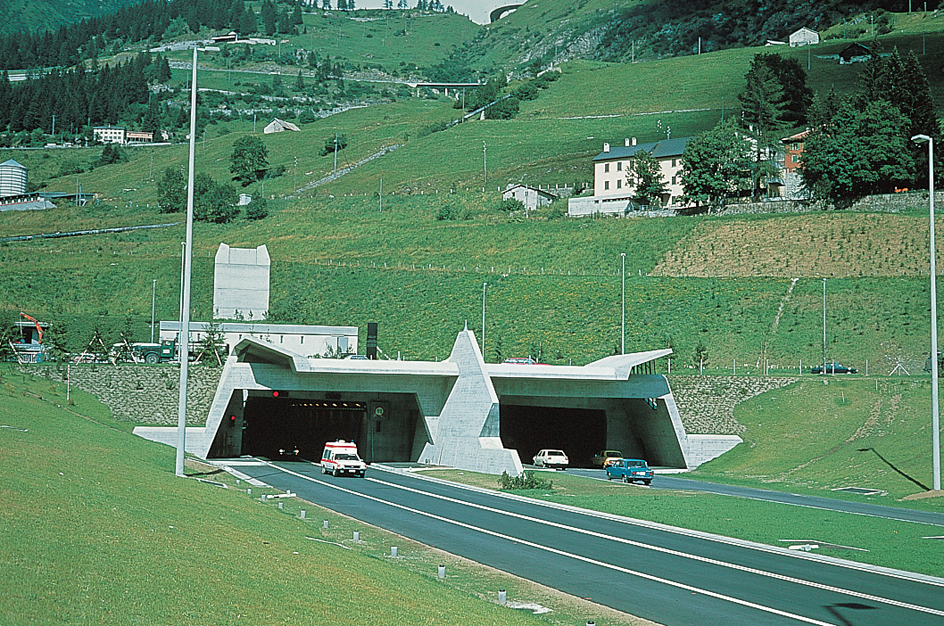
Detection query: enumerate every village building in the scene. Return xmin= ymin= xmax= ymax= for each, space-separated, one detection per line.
xmin=789 ymin=27 xmax=819 ymax=47
xmin=568 ymin=136 xmax=690 ymax=217
xmin=93 ymin=126 xmax=126 ymax=144
xmin=263 ymin=118 xmax=301 ymax=134
xmin=502 ymin=183 xmax=556 ymax=211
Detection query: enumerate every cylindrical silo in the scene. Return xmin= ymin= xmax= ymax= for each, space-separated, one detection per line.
xmin=0 ymin=159 xmax=27 ymax=197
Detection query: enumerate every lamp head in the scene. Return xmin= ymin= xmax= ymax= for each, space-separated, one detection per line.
xmin=913 ymin=134 xmax=932 ymax=144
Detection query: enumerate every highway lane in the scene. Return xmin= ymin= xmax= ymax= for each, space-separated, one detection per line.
xmin=566 ymin=468 xmax=944 ymax=527
xmin=235 ymin=461 xmax=944 ymax=626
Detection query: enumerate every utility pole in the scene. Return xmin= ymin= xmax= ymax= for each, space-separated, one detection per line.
xmin=822 ymin=278 xmax=827 ymax=375
xmin=483 ymin=141 xmax=487 ymax=186
xmin=621 ymin=252 xmax=626 ymax=354
xmin=334 ymin=132 xmax=339 ymax=175
xmin=150 ymin=279 xmax=157 ymax=343
xmin=481 ymin=282 xmax=487 ymax=355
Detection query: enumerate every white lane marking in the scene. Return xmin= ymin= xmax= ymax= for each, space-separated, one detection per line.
xmin=414 ymin=468 xmax=944 ymax=588
xmin=264 ymin=463 xmax=858 ymax=625
xmin=364 ymin=475 xmax=944 ymax=618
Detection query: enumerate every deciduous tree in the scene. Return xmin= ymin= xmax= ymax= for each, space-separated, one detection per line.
xmin=157 ymin=166 xmax=186 ymax=213
xmin=626 ymin=150 xmax=667 ymax=207
xmin=680 ymin=119 xmax=753 ymax=210
xmin=800 ymin=99 xmax=914 ymax=204
xmin=230 ymin=135 xmax=269 ymax=185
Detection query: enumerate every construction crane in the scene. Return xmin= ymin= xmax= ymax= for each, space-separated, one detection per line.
xmin=19 ymin=312 xmax=44 ymax=343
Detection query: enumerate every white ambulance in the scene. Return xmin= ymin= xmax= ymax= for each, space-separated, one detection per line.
xmin=320 ymin=440 xmax=367 ymax=477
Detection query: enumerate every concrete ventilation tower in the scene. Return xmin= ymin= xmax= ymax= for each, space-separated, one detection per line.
xmin=0 ymin=159 xmax=27 ymax=197
xmin=213 ymin=244 xmax=271 ymax=320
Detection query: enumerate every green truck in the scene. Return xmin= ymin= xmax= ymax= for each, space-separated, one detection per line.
xmin=125 ymin=339 xmax=177 ymax=364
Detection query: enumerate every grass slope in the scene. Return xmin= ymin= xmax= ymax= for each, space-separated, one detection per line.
xmin=0 ymin=366 xmax=638 ymax=626
xmin=5 ymin=20 xmax=944 ymax=367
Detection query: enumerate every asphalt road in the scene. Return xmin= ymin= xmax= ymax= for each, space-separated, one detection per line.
xmin=235 ymin=461 xmax=944 ymax=626
xmin=566 ymin=468 xmax=944 ymax=527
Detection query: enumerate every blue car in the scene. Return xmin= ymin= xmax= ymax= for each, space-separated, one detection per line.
xmin=606 ymin=458 xmax=653 ymax=485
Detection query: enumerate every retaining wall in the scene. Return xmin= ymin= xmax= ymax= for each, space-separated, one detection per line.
xmin=22 ymin=364 xmax=222 ymax=426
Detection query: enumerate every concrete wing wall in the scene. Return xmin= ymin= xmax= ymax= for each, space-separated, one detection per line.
xmin=418 ymin=329 xmax=523 ymax=475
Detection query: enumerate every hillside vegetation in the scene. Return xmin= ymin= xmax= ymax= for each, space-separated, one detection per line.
xmin=3 ymin=7 xmax=944 ymax=374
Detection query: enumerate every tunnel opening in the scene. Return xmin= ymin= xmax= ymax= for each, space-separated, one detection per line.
xmin=499 ymin=404 xmax=606 ymax=467
xmin=242 ymin=396 xmax=367 ymax=461
xmin=239 ymin=392 xmax=422 ymax=463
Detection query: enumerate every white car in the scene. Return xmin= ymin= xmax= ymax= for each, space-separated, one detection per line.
xmin=532 ymin=449 xmax=569 ymax=470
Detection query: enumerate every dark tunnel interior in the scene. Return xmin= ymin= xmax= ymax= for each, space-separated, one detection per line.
xmin=499 ymin=404 xmax=606 ymax=467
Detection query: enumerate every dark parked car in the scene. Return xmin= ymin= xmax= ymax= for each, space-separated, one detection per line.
xmin=811 ymin=362 xmax=857 ymax=374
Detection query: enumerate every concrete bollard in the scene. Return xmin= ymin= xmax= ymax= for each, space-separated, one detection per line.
xmin=438 ymin=564 xmax=445 ymax=579
xmin=498 ymin=589 xmax=506 ymax=605
xmin=247 ymin=488 xmax=251 ymax=495
xmin=391 ymin=546 xmax=397 ymax=557
xmin=353 ymin=531 xmax=359 ymax=541
xmin=278 ymin=501 xmax=283 ymax=510
xmin=300 ymin=510 xmax=306 ymax=519
xmin=323 ymin=520 xmax=329 ymax=529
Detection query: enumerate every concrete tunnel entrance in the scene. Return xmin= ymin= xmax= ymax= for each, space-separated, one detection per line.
xmin=499 ymin=404 xmax=607 ymax=467
xmin=239 ymin=392 xmax=422 ymax=463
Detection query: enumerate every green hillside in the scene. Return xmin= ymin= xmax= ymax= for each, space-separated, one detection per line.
xmin=0 ymin=0 xmax=138 ymax=36
xmin=4 ymin=9 xmax=944 ymax=373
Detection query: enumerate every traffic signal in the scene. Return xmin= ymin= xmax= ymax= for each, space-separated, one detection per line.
xmin=271 ymin=390 xmax=288 ymax=398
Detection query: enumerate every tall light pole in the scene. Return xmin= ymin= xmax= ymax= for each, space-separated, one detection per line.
xmin=620 ymin=252 xmax=626 ymax=354
xmin=481 ymin=282 xmax=487 ymax=356
xmin=176 ymin=47 xmax=201 ymax=478
xmin=913 ymin=133 xmax=941 ymax=491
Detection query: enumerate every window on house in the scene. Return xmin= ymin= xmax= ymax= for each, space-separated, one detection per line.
xmin=617 ymin=180 xmax=622 ymax=189
xmin=604 ymin=181 xmax=610 ymax=190
xmin=671 ymin=159 xmax=677 ymax=168
xmin=617 ymin=162 xmax=622 ymax=171
xmin=604 ymin=163 xmax=610 ymax=173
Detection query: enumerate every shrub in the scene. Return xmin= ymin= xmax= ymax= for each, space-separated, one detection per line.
xmin=246 ymin=196 xmax=268 ymax=220
xmin=498 ymin=471 xmax=553 ymax=491
xmin=499 ymin=198 xmax=524 ymax=213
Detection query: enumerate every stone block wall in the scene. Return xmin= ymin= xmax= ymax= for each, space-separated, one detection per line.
xmin=720 ymin=191 xmax=943 ymax=216
xmin=22 ymin=364 xmax=222 ymax=426
xmin=668 ymin=375 xmax=799 ymax=435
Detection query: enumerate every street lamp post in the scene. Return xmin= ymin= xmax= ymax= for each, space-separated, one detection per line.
xmin=481 ymin=282 xmax=487 ymax=356
xmin=150 ymin=279 xmax=156 ymax=343
xmin=913 ymin=133 xmax=941 ymax=492
xmin=176 ymin=47 xmax=202 ymax=478
xmin=822 ymin=278 xmax=827 ymax=376
xmin=621 ymin=252 xmax=626 ymax=354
